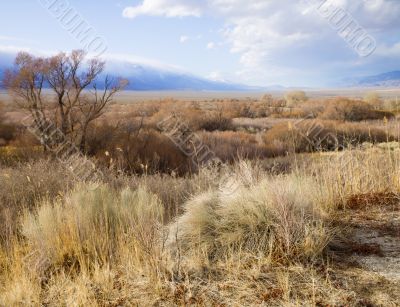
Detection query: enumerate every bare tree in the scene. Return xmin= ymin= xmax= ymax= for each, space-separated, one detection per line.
xmin=4 ymin=50 xmax=127 ymax=152
xmin=78 ymin=76 xmax=128 ymax=151
xmin=3 ymin=52 xmax=50 ymax=147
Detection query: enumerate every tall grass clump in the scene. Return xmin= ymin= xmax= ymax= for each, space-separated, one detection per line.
xmin=308 ymin=148 xmax=400 ymax=210
xmin=21 ymin=184 xmax=164 ymax=274
xmin=0 ymin=159 xmax=76 ymax=247
xmin=171 ymin=173 xmax=330 ymax=265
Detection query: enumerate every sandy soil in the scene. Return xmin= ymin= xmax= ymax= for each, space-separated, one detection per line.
xmin=329 ymin=196 xmax=400 ymax=305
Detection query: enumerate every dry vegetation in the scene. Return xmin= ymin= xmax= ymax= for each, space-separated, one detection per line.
xmin=1 ymin=92 xmax=400 ymax=305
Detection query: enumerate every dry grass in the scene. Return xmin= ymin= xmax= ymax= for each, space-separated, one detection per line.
xmin=2 ymin=148 xmax=399 ymax=305
xmin=306 ymin=148 xmax=400 ymax=211
xmin=0 ymin=159 xmax=76 ymax=246
xmin=21 ymin=184 xmax=164 ymax=271
xmin=171 ymin=175 xmax=329 ymax=264
xmin=1 ymin=96 xmax=400 ymax=305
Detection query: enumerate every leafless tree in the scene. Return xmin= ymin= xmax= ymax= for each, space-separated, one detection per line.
xmin=4 ymin=50 xmax=127 ymax=152
xmin=78 ymin=76 xmax=128 ymax=151
xmin=3 ymin=52 xmax=49 ymax=146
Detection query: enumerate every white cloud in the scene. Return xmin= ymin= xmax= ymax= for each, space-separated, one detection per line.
xmin=180 ymin=35 xmax=189 ymax=43
xmin=0 ymin=36 xmax=38 ymax=44
xmin=180 ymin=34 xmax=204 ymax=44
xmin=0 ymin=45 xmax=33 ymax=54
xmin=122 ymin=0 xmax=400 ymax=86
xmin=207 ymin=71 xmax=225 ymax=81
xmin=123 ymin=0 xmax=203 ymax=18
xmin=207 ymin=42 xmax=215 ymax=49
xmin=375 ymin=42 xmax=400 ymax=57
xmin=0 ymin=45 xmax=188 ymax=74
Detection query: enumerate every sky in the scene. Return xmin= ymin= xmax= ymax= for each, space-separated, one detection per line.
xmin=0 ymin=0 xmax=399 ymax=87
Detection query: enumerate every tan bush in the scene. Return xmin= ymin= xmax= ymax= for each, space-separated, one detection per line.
xmin=284 ymin=91 xmax=308 ymax=107
xmin=171 ymin=174 xmax=329 ymax=263
xmin=263 ymin=119 xmax=394 ymax=153
xmin=199 ymin=131 xmax=279 ymax=162
xmin=299 ymin=99 xmax=326 ymax=117
xmin=0 ymin=159 xmax=76 ymax=245
xmin=307 ymin=149 xmax=400 ymax=210
xmin=196 ymin=110 xmax=233 ymax=131
xmin=0 ymin=102 xmax=16 ymax=146
xmin=364 ymin=92 xmax=383 ymax=109
xmin=87 ymin=123 xmax=193 ymax=175
xmin=2 ymin=153 xmax=398 ymax=305
xmin=21 ymin=184 xmax=164 ymax=272
xmin=319 ymin=98 xmax=394 ymax=121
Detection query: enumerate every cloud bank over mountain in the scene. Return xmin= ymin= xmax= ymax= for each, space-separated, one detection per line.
xmin=0 ymin=49 xmax=264 ymax=91
xmin=123 ymin=0 xmax=400 ymax=86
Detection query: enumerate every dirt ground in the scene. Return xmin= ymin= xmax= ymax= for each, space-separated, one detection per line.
xmin=329 ymin=195 xmax=400 ymax=306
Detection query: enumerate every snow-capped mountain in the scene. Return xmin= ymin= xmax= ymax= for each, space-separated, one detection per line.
xmin=355 ymin=71 xmax=400 ymax=87
xmin=0 ymin=51 xmax=265 ymax=91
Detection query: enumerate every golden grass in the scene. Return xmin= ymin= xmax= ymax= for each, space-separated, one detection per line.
xmin=1 ymin=146 xmax=399 ymax=305
xmin=1 ymin=94 xmax=400 ymax=304
xmin=171 ymin=175 xmax=329 ymax=263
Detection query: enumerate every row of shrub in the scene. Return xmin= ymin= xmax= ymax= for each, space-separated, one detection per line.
xmin=1 ymin=118 xmax=396 ymax=175
xmin=263 ymin=119 xmax=394 ymax=153
xmin=106 ymin=96 xmax=396 ymax=124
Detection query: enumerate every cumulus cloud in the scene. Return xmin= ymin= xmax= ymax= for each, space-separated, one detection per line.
xmin=123 ymin=0 xmax=400 ymax=85
xmin=123 ymin=0 xmax=203 ymax=18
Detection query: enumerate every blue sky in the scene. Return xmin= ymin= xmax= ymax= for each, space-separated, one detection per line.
xmin=0 ymin=0 xmax=399 ymax=87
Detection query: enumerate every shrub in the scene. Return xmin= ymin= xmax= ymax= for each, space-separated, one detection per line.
xmin=0 ymin=159 xmax=76 ymax=245
xmin=199 ymin=131 xmax=278 ymax=162
xmin=263 ymin=120 xmax=394 ymax=153
xmin=0 ymin=102 xmax=16 ymax=146
xmin=171 ymin=174 xmax=329 ymax=263
xmin=0 ymin=124 xmax=16 ymax=146
xmin=307 ymin=149 xmax=400 ymax=210
xmin=87 ymin=123 xmax=193 ymax=175
xmin=21 ymin=184 xmax=164 ymax=271
xmin=284 ymin=91 xmax=308 ymax=107
xmin=196 ymin=111 xmax=233 ymax=131
xmin=299 ymin=99 xmax=326 ymax=117
xmin=319 ymin=98 xmax=394 ymax=121
xmin=364 ymin=92 xmax=382 ymax=109
xmin=0 ymin=145 xmax=44 ymax=166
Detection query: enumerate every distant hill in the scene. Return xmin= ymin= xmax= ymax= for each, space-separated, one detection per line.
xmin=0 ymin=51 xmax=279 ymax=92
xmin=356 ymin=71 xmax=400 ymax=87
xmin=103 ymin=60 xmax=261 ymax=91
xmin=0 ymin=52 xmax=14 ymax=88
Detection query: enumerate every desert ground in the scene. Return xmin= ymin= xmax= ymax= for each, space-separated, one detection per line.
xmin=1 ymin=89 xmax=400 ymax=306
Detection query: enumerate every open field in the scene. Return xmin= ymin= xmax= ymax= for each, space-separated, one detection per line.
xmin=1 ymin=92 xmax=400 ymax=305
xmin=2 ymin=0 xmax=400 ymax=304
xmin=1 ymin=88 xmax=400 ymax=104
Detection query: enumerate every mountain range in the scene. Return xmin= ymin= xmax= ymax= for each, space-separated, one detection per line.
xmin=0 ymin=51 xmax=270 ymax=91
xmin=355 ymin=71 xmax=400 ymax=87
xmin=102 ymin=60 xmax=265 ymax=91
xmin=0 ymin=51 xmax=399 ymax=90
